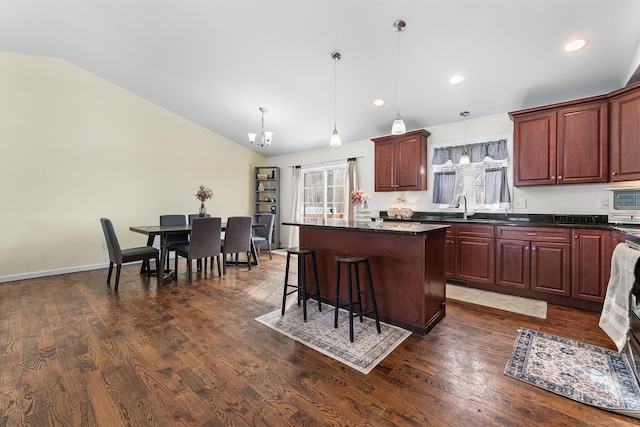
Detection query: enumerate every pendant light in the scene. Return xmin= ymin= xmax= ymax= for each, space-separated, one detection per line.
xmin=248 ymin=107 xmax=273 ymax=148
xmin=329 ymin=51 xmax=342 ymax=147
xmin=391 ymin=19 xmax=407 ymax=135
xmin=459 ymin=111 xmax=470 ymax=164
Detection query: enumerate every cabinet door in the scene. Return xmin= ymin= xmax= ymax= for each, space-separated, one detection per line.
xmin=495 ymin=239 xmax=529 ymax=290
xmin=610 ymin=88 xmax=640 ymax=181
xmin=395 ymin=134 xmax=426 ymax=191
xmin=530 ymin=242 xmax=571 ymax=296
xmin=556 ymin=102 xmax=608 ymax=184
xmin=445 ymin=237 xmax=457 ymax=278
xmin=513 ymin=110 xmax=557 ymax=186
xmin=457 ymin=237 xmax=495 ymax=284
xmin=571 ymin=229 xmax=611 ymax=303
xmin=374 ymin=140 xmax=396 ymax=191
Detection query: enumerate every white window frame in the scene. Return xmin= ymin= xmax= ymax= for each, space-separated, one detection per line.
xmin=300 ymin=164 xmax=347 ymax=220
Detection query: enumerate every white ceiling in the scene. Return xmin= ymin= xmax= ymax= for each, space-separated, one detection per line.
xmin=1 ymin=0 xmax=639 ymax=157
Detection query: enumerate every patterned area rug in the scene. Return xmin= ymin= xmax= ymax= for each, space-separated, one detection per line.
xmin=255 ymin=302 xmax=412 ymax=374
xmin=504 ymin=328 xmax=640 ymax=419
xmin=447 ymin=283 xmax=547 ymax=319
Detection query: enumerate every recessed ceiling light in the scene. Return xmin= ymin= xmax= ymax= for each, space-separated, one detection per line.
xmin=565 ymin=38 xmax=588 ymax=52
xmin=449 ymin=74 xmax=464 ymax=85
xmin=373 ymin=98 xmax=385 ymax=107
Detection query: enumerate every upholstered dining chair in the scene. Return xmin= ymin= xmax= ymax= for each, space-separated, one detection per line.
xmin=100 ymin=218 xmax=160 ymax=290
xmin=221 ymin=216 xmax=253 ymax=274
xmin=174 ymin=217 xmax=222 ymax=283
xmin=188 ymin=213 xmax=211 ymax=270
xmin=160 ymin=214 xmax=190 ymax=269
xmin=251 ymin=213 xmax=275 ymax=260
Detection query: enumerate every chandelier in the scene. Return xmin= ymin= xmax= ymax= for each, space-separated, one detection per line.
xmin=248 ymin=107 xmax=273 ymax=148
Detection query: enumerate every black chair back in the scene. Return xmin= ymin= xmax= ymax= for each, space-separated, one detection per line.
xmin=255 ymin=213 xmax=274 ymax=241
xmin=160 ymin=214 xmax=189 ymax=245
xmin=223 ymin=216 xmax=252 ymax=254
xmin=190 ymin=217 xmax=222 ymax=259
xmin=100 ymin=218 xmax=122 ymax=263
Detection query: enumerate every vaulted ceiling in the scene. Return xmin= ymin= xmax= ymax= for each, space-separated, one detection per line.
xmin=1 ymin=0 xmax=639 ymax=156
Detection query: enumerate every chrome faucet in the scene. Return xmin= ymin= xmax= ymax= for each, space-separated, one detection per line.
xmin=455 ymin=194 xmax=468 ymax=220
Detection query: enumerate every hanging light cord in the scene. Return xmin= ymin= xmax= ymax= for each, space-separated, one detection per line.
xmin=333 ymin=54 xmax=338 ymax=131
xmin=396 ymin=27 xmax=401 ymax=116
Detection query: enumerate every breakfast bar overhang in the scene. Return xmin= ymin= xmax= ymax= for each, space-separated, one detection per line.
xmin=284 ymin=220 xmax=450 ymax=335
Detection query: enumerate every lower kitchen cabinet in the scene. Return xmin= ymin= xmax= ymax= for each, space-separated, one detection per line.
xmin=455 ymin=223 xmax=495 ymax=285
xmin=571 ymin=229 xmax=611 ymax=303
xmin=444 ymin=225 xmax=457 ymax=278
xmin=495 ymin=226 xmax=571 ymax=296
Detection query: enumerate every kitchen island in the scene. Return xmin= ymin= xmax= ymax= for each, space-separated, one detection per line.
xmin=283 ymin=219 xmax=449 ymax=335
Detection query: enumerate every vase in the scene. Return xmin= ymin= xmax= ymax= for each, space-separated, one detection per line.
xmin=355 ymin=201 xmax=371 ymax=225
xmin=199 ymin=202 xmax=207 ymax=217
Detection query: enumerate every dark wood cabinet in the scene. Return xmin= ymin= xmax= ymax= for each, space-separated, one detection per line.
xmin=443 ymin=225 xmax=457 ymax=279
xmin=510 ymin=98 xmax=608 ymax=186
xmin=455 ymin=223 xmax=495 ymax=285
xmin=610 ymin=83 xmax=640 ymax=182
xmin=571 ymin=229 xmax=611 ymax=303
xmin=496 ymin=226 xmax=571 ymax=296
xmin=372 ymin=129 xmax=429 ymax=192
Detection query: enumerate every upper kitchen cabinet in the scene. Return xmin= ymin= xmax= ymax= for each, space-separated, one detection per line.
xmin=372 ymin=129 xmax=430 ymax=192
xmin=609 ymin=82 xmax=640 ymax=182
xmin=510 ymin=96 xmax=609 ymax=186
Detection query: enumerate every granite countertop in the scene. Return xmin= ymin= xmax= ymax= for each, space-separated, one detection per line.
xmin=282 ymin=219 xmax=449 ymax=236
xmin=381 ymin=211 xmax=618 ymax=229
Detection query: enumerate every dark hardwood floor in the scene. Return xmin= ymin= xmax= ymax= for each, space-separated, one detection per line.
xmin=1 ymin=253 xmax=639 ymax=426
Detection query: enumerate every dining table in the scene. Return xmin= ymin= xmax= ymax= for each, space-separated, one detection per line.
xmin=130 ymin=222 xmax=263 ymax=283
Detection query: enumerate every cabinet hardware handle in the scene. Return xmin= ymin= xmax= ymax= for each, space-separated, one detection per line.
xmin=551 ymin=176 xmax=555 ymax=179
xmin=526 ymin=232 xmax=536 ymax=236
xmin=532 ymin=246 xmax=537 ymax=251
xmin=558 ymin=176 xmax=563 ymax=179
xmin=612 ymin=172 xmax=618 ymax=176
xmin=575 ymin=235 xmax=578 ymax=239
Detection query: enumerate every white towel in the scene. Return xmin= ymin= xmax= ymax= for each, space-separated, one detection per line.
xmin=599 ymin=243 xmax=640 ymax=352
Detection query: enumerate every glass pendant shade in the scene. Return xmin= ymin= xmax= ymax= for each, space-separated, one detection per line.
xmin=459 ymin=151 xmax=470 ymax=164
xmin=248 ymin=132 xmax=256 ymax=144
xmin=391 ymin=114 xmax=406 ymax=135
xmin=329 ymin=128 xmax=342 ymax=146
xmin=263 ymin=131 xmax=273 ymax=147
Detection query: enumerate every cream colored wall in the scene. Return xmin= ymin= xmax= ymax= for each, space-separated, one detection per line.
xmin=0 ymin=51 xmax=266 ymax=281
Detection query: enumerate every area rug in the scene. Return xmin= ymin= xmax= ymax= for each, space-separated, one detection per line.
xmin=504 ymin=328 xmax=640 ymax=419
xmin=255 ymin=302 xmax=412 ymax=374
xmin=446 ymin=283 xmax=547 ymax=319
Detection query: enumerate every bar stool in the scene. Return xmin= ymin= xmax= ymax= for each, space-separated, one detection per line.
xmin=282 ymin=247 xmax=322 ymax=321
xmin=334 ymin=254 xmax=381 ymax=342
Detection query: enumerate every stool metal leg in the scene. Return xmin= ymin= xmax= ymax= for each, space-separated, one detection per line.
xmin=334 ymin=262 xmax=341 ymax=329
xmin=282 ymin=253 xmax=292 ymax=315
xmin=365 ymin=259 xmax=381 ymax=333
xmin=299 ymin=253 xmax=308 ymax=321
xmin=347 ymin=263 xmax=354 ymax=342
xmin=311 ymin=251 xmax=322 ymax=312
xmin=354 ymin=263 xmax=364 ymax=323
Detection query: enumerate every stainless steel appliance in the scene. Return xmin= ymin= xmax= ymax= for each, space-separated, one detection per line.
xmin=607 ymin=183 xmax=640 ymax=224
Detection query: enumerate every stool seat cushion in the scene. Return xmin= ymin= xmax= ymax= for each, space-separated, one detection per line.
xmin=335 ymin=254 xmax=369 ymax=263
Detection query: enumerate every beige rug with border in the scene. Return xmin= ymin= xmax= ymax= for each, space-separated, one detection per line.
xmin=447 ymin=283 xmax=547 ymax=319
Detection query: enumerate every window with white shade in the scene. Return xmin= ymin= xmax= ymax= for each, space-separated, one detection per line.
xmin=300 ymin=165 xmax=347 ymax=220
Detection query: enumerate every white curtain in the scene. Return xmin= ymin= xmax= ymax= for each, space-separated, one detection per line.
xmin=288 ymin=166 xmax=301 ymax=248
xmin=347 ymin=158 xmax=359 ymax=222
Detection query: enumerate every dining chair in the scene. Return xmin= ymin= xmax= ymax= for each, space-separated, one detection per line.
xmin=251 ymin=213 xmax=275 ymax=260
xmin=100 ymin=218 xmax=160 ymax=290
xmin=221 ymin=216 xmax=253 ymax=274
xmin=188 ymin=213 xmax=211 ymax=270
xmin=160 ymin=214 xmax=190 ymax=269
xmin=174 ymin=217 xmax=222 ymax=283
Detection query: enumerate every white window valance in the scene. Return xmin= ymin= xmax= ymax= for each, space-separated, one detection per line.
xmin=432 ymin=139 xmax=508 ymax=165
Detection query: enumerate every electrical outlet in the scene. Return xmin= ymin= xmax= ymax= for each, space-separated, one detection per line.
xmin=514 ymin=198 xmax=527 ymax=209
xmin=102 ymin=243 xmax=107 ymax=251
xmin=598 ymin=198 xmax=608 ymax=209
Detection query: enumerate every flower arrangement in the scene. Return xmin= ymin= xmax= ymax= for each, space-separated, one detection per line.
xmin=195 ymin=185 xmax=213 ymax=202
xmin=350 ymin=189 xmax=371 ymax=205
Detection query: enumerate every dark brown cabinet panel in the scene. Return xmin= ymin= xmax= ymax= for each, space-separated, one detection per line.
xmin=372 ymin=129 xmax=429 ymax=192
xmin=495 ymin=226 xmax=571 ymax=296
xmin=511 ymin=99 xmax=608 ymax=186
xmin=556 ymin=102 xmax=608 ymax=184
xmin=512 ymin=111 xmax=557 ymax=186
xmin=572 ymin=229 xmax=611 ymax=303
xmin=610 ymin=84 xmax=640 ymax=181
xmin=457 ymin=237 xmax=495 ymax=284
